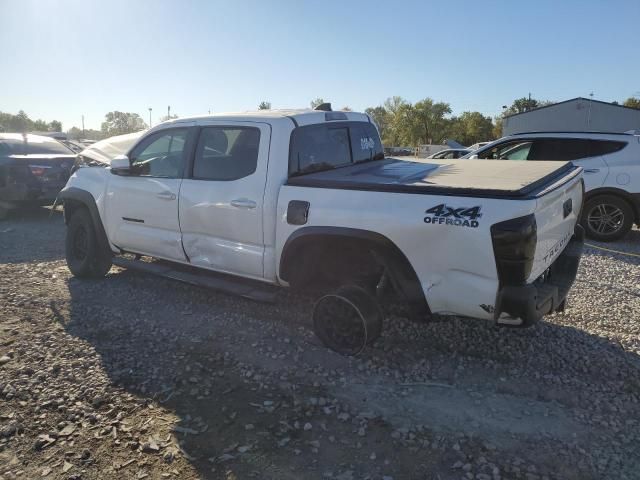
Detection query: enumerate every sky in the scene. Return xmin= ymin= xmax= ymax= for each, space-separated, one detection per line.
xmin=1 ymin=0 xmax=639 ymax=131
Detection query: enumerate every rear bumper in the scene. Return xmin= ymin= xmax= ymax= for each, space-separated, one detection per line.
xmin=495 ymin=225 xmax=584 ymax=327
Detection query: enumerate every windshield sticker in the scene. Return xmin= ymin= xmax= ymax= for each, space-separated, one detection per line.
xmin=360 ymin=137 xmax=375 ymax=150
xmin=424 ymin=203 xmax=482 ymax=228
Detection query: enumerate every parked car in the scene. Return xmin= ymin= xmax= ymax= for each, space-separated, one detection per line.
xmin=59 ymin=107 xmax=584 ymax=354
xmin=0 ymin=133 xmax=76 ymax=219
xmin=464 ymin=131 xmax=640 ymax=241
xmin=428 ymin=148 xmax=471 ymax=159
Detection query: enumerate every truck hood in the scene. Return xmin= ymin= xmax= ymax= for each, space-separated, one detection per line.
xmin=286 ymin=158 xmax=580 ymax=199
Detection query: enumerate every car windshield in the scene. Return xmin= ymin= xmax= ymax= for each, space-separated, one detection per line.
xmin=0 ymin=136 xmax=75 ymax=155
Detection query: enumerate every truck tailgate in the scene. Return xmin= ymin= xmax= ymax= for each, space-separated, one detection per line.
xmin=529 ymin=171 xmax=584 ymax=282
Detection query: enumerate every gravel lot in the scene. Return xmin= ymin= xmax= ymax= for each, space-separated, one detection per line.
xmin=0 ymin=207 xmax=639 ymax=480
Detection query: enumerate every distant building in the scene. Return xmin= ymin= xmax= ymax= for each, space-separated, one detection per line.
xmin=502 ymin=97 xmax=640 ymax=136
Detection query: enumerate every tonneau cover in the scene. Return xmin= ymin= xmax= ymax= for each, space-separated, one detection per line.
xmin=286 ymin=158 xmax=580 ymax=199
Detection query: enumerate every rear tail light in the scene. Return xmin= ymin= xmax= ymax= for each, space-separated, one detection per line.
xmin=491 ymin=214 xmax=537 ymax=286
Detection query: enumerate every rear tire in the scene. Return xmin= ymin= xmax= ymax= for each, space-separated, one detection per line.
xmin=313 ymin=285 xmax=383 ymax=356
xmin=581 ymin=195 xmax=633 ymax=242
xmin=65 ymin=208 xmax=112 ymax=278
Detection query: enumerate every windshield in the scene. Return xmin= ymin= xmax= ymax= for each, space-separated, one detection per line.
xmin=289 ymin=121 xmax=383 ymax=176
xmin=0 ymin=135 xmax=75 ymax=155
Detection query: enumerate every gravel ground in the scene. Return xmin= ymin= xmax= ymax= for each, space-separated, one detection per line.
xmin=0 ymin=207 xmax=639 ymax=480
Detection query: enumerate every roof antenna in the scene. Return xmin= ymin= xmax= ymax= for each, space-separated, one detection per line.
xmin=314 ymin=102 xmax=332 ymax=112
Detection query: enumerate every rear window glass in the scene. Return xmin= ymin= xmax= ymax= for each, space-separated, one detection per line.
xmin=289 ymin=122 xmax=383 ymax=175
xmin=0 ymin=136 xmax=74 ymax=155
xmin=588 ymin=140 xmax=627 ymax=156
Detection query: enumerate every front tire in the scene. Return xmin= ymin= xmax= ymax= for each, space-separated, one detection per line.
xmin=65 ymin=208 xmax=112 ymax=278
xmin=581 ymin=195 xmax=633 ymax=242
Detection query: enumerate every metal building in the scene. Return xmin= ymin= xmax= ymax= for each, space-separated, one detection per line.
xmin=502 ymin=97 xmax=640 ymax=135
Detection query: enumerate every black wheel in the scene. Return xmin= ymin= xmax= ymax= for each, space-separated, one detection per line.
xmin=65 ymin=209 xmax=112 ymax=278
xmin=581 ymin=195 xmax=633 ymax=242
xmin=313 ymin=285 xmax=383 ymax=356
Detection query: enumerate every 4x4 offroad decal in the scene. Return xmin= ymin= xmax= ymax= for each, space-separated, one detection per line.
xmin=424 ymin=203 xmax=482 ymax=228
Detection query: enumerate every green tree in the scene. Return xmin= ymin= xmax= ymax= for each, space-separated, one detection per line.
xmin=32 ymin=119 xmax=49 ymax=131
xmin=310 ymin=98 xmax=325 ymax=109
xmin=101 ymin=111 xmax=147 ymax=136
xmin=492 ymin=116 xmax=503 ymax=139
xmin=405 ymin=98 xmax=452 ymax=145
xmin=503 ymin=97 xmax=554 ymax=116
xmin=258 ymin=101 xmax=271 ymax=110
xmin=623 ymin=97 xmax=640 ymax=109
xmin=48 ymin=120 xmax=62 ymax=132
xmin=365 ymin=106 xmax=391 ymax=143
xmin=449 ymin=111 xmax=494 ymax=146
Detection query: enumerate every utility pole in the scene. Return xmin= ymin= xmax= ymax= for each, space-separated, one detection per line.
xmin=168 ymin=105 xmax=171 ymax=119
xmin=81 ymin=115 xmax=85 ymax=137
xmin=587 ymin=92 xmax=594 ymax=127
xmin=148 ymin=108 xmax=152 ymax=127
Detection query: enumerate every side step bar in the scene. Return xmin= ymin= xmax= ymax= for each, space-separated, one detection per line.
xmin=112 ymin=257 xmax=278 ymax=304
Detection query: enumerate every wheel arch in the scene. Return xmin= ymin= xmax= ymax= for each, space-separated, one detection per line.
xmin=279 ymin=226 xmax=430 ymax=319
xmin=58 ymin=187 xmax=111 ymax=254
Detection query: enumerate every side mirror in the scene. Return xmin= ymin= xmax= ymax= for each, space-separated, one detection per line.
xmin=110 ymin=155 xmax=131 ymax=175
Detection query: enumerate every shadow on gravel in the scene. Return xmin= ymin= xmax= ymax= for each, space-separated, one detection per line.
xmin=0 ymin=207 xmax=65 ymax=264
xmin=59 ymin=263 xmax=640 ymax=479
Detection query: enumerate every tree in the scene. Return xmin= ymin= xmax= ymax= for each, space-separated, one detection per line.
xmin=503 ymin=97 xmax=554 ymax=116
xmin=159 ymin=114 xmax=178 ymax=122
xmin=341 ymin=106 xmax=352 ymax=111
xmin=258 ymin=101 xmax=271 ymax=110
xmin=101 ymin=111 xmax=147 ymax=136
xmin=403 ymin=98 xmax=452 ymax=145
xmin=32 ymin=119 xmax=49 ymax=131
xmin=492 ymin=116 xmax=503 ymax=139
xmin=449 ymin=111 xmax=494 ymax=146
xmin=623 ymin=97 xmax=640 ymax=109
xmin=310 ymin=98 xmax=325 ymax=109
xmin=49 ymin=120 xmax=62 ymax=132
xmin=365 ymin=106 xmax=391 ymax=143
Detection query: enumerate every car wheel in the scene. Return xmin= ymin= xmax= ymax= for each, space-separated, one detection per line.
xmin=312 ymin=285 xmax=383 ymax=356
xmin=65 ymin=208 xmax=112 ymax=278
xmin=581 ymin=195 xmax=633 ymax=242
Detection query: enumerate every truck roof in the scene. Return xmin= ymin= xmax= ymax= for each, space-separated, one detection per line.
xmin=161 ymin=109 xmax=371 ymax=128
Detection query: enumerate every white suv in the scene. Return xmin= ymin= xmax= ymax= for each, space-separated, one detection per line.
xmin=466 ymin=132 xmax=640 ymax=241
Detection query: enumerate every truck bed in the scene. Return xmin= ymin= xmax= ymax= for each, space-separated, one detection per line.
xmin=286 ymin=158 xmax=581 ymax=199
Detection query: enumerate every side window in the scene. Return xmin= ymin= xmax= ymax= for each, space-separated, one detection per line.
xmin=478 ymin=140 xmax=533 ymax=160
xmin=192 ymin=127 xmax=260 ymax=181
xmin=129 ymin=129 xmax=188 ymax=177
xmin=528 ymin=139 xmax=590 ymax=161
xmin=588 ymin=140 xmax=627 ymax=157
xmin=350 ymin=123 xmax=384 ymax=163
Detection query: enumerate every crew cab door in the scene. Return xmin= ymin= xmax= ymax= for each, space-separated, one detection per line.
xmin=105 ymin=127 xmax=193 ymax=261
xmin=179 ymin=122 xmax=270 ymax=279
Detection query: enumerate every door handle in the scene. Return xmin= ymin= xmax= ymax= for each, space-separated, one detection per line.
xmin=584 ymin=168 xmax=600 ymax=174
xmin=156 ymin=191 xmax=177 ymax=200
xmin=230 ymin=198 xmax=257 ymax=209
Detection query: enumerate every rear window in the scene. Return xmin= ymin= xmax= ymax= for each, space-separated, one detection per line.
xmin=0 ymin=136 xmax=74 ymax=155
xmin=289 ymin=122 xmax=383 ymax=176
xmin=588 ymin=140 xmax=627 ymax=156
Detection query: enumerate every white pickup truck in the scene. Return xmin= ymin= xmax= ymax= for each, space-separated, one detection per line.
xmin=60 ymin=106 xmax=585 ymax=354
